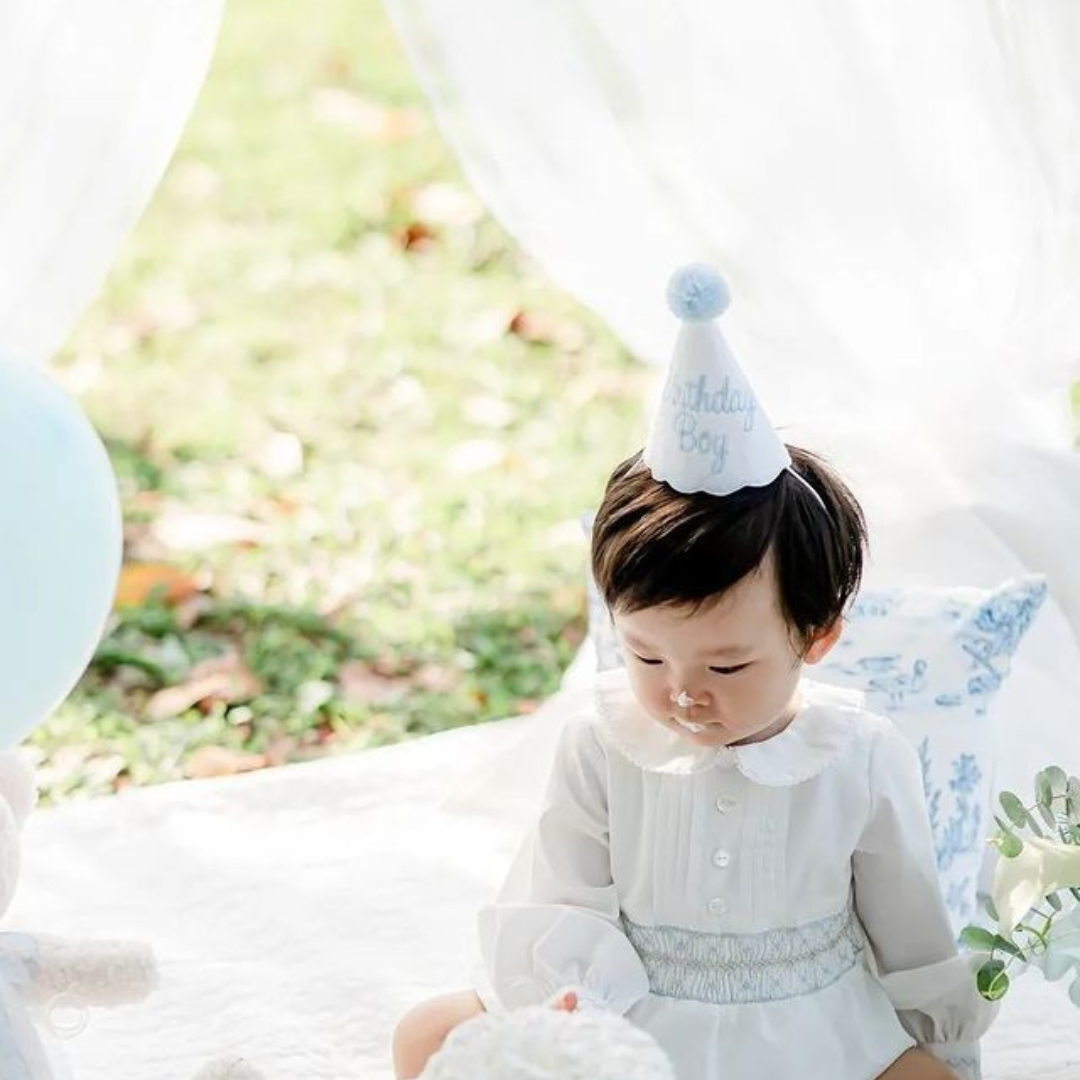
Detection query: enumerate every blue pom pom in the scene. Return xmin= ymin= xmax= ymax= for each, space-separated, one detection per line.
xmin=666 ymin=264 xmax=731 ymax=322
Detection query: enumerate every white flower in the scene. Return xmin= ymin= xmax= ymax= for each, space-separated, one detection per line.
xmin=993 ymin=836 xmax=1080 ymax=932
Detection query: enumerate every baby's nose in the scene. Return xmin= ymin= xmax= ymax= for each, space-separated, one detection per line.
xmin=671 ymin=690 xmax=705 ymax=709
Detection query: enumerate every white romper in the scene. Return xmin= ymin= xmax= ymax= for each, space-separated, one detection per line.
xmin=475 ymin=668 xmax=997 ymax=1080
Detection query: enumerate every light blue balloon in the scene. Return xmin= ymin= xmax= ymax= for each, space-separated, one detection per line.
xmin=0 ymin=360 xmax=121 ymax=747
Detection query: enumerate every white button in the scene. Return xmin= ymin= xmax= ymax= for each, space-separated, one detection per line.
xmin=712 ymin=848 xmax=731 ymax=868
xmin=715 ymin=795 xmax=737 ymax=813
xmin=706 ymin=897 xmax=727 ymax=916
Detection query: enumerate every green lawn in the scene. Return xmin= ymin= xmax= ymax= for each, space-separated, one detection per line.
xmin=33 ymin=0 xmax=647 ymax=801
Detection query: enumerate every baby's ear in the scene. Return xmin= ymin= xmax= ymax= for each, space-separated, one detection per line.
xmin=802 ymin=620 xmax=843 ymax=665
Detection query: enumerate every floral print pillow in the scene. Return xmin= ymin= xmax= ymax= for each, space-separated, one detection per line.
xmin=820 ymin=577 xmax=1047 ymax=931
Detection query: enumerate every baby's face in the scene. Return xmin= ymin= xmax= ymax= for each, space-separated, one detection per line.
xmin=612 ymin=556 xmax=838 ymax=748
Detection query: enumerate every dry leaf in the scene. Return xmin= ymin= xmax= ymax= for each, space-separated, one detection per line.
xmin=397 ymin=221 xmax=438 ymax=252
xmin=338 ymin=660 xmax=405 ymax=705
xmin=151 ymin=511 xmax=268 ymax=552
xmin=115 ymin=563 xmax=202 ymax=608
xmin=414 ymin=663 xmax=461 ymax=694
xmin=310 ymin=87 xmax=423 ymax=142
xmin=507 ymin=310 xmax=587 ymax=351
xmin=174 ymin=594 xmax=217 ymax=631
xmin=146 ymin=653 xmax=263 ymax=721
xmin=262 ymin=736 xmax=295 ymax=768
xmin=185 ymin=746 xmax=267 ymax=780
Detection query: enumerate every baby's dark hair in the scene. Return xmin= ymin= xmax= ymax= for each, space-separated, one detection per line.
xmin=590 ymin=446 xmax=867 ymax=649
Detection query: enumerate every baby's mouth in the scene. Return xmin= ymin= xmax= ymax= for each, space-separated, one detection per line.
xmin=672 ymin=716 xmax=707 ymax=734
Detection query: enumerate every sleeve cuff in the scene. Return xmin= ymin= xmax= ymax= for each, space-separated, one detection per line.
xmin=924 ymin=1041 xmax=980 ymax=1080
xmin=478 ymin=904 xmax=650 ymax=1014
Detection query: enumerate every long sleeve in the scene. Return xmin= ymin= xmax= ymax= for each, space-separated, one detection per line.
xmin=853 ymin=723 xmax=998 ymax=1080
xmin=476 ymin=702 xmax=649 ymax=1014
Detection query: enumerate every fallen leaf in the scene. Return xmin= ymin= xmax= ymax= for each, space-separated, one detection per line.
xmin=507 ymin=310 xmax=587 ymax=351
xmin=185 ymin=746 xmax=267 ymax=780
xmin=174 ymin=594 xmax=217 ymax=631
xmin=263 ymin=736 xmax=295 ymax=768
xmin=151 ymin=511 xmax=269 ymax=552
xmin=338 ymin=660 xmax=405 ymax=705
xmin=146 ymin=653 xmax=263 ymax=721
xmin=115 ymin=563 xmax=202 ymax=608
xmin=414 ymin=663 xmax=462 ymax=694
xmin=397 ymin=221 xmax=438 ymax=252
xmin=311 ymin=87 xmax=423 ymax=142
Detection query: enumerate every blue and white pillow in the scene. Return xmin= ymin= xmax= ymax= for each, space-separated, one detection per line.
xmin=585 ymin=560 xmax=1047 ymax=932
xmin=820 ymin=577 xmax=1047 ymax=931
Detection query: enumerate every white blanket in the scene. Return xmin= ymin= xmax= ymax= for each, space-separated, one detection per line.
xmin=12 ymin=720 xmax=1080 ymax=1080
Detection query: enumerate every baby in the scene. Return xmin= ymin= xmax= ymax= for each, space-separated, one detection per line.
xmin=392 ymin=266 xmax=995 ymax=1080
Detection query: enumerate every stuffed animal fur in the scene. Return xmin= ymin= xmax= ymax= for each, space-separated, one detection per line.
xmin=0 ymin=748 xmax=272 ymax=1080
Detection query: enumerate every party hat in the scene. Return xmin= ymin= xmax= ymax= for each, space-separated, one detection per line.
xmin=643 ymin=264 xmax=791 ymax=496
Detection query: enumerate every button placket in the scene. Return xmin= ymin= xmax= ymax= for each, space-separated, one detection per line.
xmin=706 ymin=781 xmax=739 ymax=918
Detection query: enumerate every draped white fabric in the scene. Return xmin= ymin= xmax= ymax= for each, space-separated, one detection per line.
xmin=386 ymin=0 xmax=1080 ymax=635
xmin=0 ymin=0 xmax=222 ymax=367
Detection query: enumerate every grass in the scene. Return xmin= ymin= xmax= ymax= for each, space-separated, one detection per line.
xmin=30 ymin=0 xmax=649 ymax=802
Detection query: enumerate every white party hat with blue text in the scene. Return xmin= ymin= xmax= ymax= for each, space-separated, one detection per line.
xmin=643 ymin=264 xmax=791 ymax=496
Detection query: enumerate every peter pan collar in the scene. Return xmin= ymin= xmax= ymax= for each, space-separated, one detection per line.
xmin=593 ymin=666 xmax=864 ymax=785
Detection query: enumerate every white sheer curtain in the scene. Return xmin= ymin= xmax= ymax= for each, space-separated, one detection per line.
xmin=0 ymin=0 xmax=222 ymax=367
xmin=386 ymin=0 xmax=1080 ymax=635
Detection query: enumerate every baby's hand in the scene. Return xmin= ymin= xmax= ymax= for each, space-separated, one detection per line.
xmin=551 ymin=989 xmax=579 ymax=1012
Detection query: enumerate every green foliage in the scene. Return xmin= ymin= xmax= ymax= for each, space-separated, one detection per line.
xmin=31 ymin=0 xmax=645 ymax=801
xmin=965 ymin=764 xmax=1080 ymax=1003
xmin=976 ymin=960 xmax=1009 ymax=1002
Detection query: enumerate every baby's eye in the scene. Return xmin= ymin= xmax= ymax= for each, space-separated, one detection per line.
xmin=632 ymin=654 xmax=663 ymax=666
xmin=709 ymin=664 xmax=749 ymax=676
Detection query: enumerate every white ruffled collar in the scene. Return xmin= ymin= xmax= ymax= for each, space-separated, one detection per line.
xmin=593 ymin=667 xmax=865 ymax=785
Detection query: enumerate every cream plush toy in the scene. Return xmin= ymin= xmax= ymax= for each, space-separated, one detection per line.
xmin=1 ymin=748 xmax=272 ymax=1080
xmin=0 ymin=749 xmax=159 ymax=1077
xmin=419 ymin=1005 xmax=676 ymax=1080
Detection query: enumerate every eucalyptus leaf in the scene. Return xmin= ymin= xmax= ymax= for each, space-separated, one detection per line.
xmin=999 ymin=791 xmax=1027 ymax=827
xmin=983 ymin=895 xmax=1000 ymax=922
xmin=992 ymin=934 xmax=1024 ymax=960
xmin=977 ymin=959 xmax=1010 ymax=1002
xmin=1067 ymin=780 xmax=1080 ymax=826
xmin=998 ymin=832 xmax=1024 ymax=858
xmin=959 ymin=926 xmax=998 ymax=952
xmin=1047 ymin=893 xmax=1064 ymax=912
xmin=1044 ymin=765 xmax=1068 ymax=796
xmin=1037 ymin=771 xmax=1055 ymax=808
xmin=1038 ymin=801 xmax=1058 ymax=830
